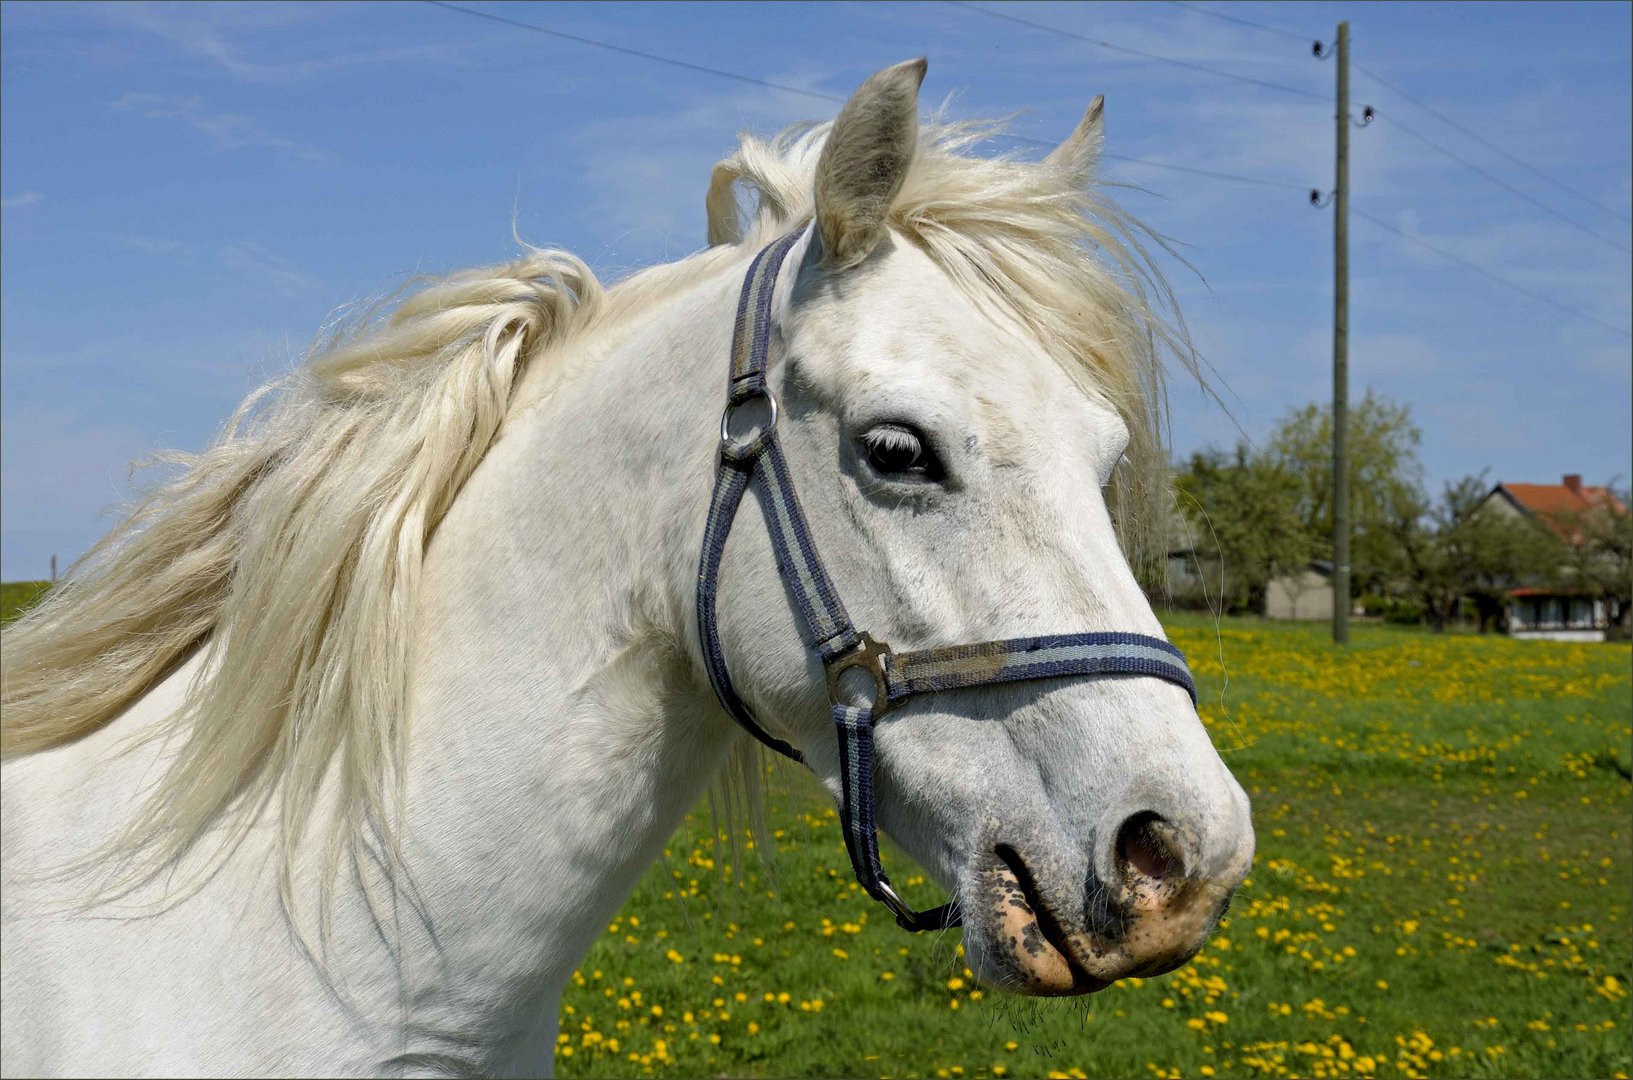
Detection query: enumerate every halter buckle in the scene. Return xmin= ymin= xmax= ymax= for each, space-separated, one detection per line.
xmin=825 ymin=632 xmax=893 ymax=716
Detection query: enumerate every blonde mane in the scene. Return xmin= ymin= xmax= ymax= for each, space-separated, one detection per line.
xmin=0 ymin=116 xmax=1193 ymax=902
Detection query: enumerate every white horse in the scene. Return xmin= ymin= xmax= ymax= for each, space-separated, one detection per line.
xmin=1 ymin=60 xmax=1252 ymax=1077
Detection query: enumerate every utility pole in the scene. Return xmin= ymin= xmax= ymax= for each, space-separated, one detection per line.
xmin=1331 ymin=19 xmax=1351 ymax=646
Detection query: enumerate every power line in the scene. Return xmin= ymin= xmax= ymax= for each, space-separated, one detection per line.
xmin=997 ymin=133 xmax=1310 ymax=190
xmin=945 ymin=1 xmax=1326 ymax=102
xmin=1376 ymin=112 xmax=1630 ymax=254
xmin=1164 ymin=1 xmax=1313 ymax=45
xmin=1097 ymin=153 xmax=1310 ymax=192
xmin=425 ymin=1 xmax=845 ymax=106
xmin=402 ymin=12 xmax=1630 ymax=363
xmin=1353 ymin=206 xmax=1632 ymax=339
xmin=1355 ymin=61 xmax=1631 ymax=226
xmin=1170 ymin=2 xmax=1631 ymax=232
xmin=426 ymin=0 xmax=1308 ymax=193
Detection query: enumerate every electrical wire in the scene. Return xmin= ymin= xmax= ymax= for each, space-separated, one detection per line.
xmin=425 ymin=1 xmax=846 ymax=105
xmin=425 ymin=0 xmax=1310 ymax=192
xmin=1163 ymin=1 xmax=1313 ymax=45
xmin=420 ymin=6 xmax=1631 ymax=382
xmin=1352 ymin=207 xmax=1632 ymax=339
xmin=1376 ymin=112 xmax=1630 ymax=254
xmin=1097 ymin=153 xmax=1311 ymax=192
xmin=1166 ymin=3 xmax=1632 ymax=234
xmin=946 ymin=1 xmax=1326 ymax=102
xmin=1356 ymin=61 xmax=1631 ymax=226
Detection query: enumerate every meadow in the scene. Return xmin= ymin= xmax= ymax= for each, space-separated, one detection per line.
xmin=0 ymin=580 xmax=49 ymax=626
xmin=555 ymin=615 xmax=1631 ymax=1079
xmin=3 ymin=590 xmax=1627 ymax=1077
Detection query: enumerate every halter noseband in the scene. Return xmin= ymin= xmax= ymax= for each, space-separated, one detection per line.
xmin=696 ymin=228 xmax=1197 ymax=932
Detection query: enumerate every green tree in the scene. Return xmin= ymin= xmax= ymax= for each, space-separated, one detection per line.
xmin=1555 ymin=486 xmax=1633 ymax=638
xmin=1173 ymin=444 xmax=1315 ymax=615
xmin=1385 ymin=484 xmax=1462 ymax=632
xmin=1265 ymin=391 xmax=1424 ymax=596
xmin=1388 ymin=473 xmax=1569 ymax=632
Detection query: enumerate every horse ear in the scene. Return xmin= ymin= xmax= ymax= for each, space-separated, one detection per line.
xmin=1044 ymin=95 xmax=1105 ymax=177
xmin=705 ymin=162 xmax=744 ymax=246
xmin=813 ymin=58 xmax=926 ymax=268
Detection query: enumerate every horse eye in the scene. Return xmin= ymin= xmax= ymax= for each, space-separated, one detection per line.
xmin=862 ymin=424 xmax=943 ymax=481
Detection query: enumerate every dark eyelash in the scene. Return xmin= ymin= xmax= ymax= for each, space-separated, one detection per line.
xmin=863 ymin=426 xmax=921 ymax=456
xmin=861 ymin=423 xmax=944 ymax=483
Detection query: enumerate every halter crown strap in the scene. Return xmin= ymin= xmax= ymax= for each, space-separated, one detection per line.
xmin=696 ymin=228 xmax=1197 ymax=933
xmin=696 ymin=231 xmax=857 ymax=764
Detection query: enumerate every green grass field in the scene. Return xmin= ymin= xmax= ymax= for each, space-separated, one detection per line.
xmin=0 ymin=580 xmax=50 ymax=625
xmin=556 ymin=615 xmax=1631 ymax=1079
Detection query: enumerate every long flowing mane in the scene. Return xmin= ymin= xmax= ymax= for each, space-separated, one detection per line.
xmin=1 ymin=116 xmax=1193 ymax=900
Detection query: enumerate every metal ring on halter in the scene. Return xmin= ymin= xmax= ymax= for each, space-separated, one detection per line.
xmin=719 ymin=386 xmax=778 ymax=456
xmin=825 ymin=632 xmax=893 ymax=717
xmin=873 ymin=878 xmax=918 ymax=924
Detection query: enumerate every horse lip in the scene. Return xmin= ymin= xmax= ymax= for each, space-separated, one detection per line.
xmin=993 ymin=844 xmax=1107 ymax=995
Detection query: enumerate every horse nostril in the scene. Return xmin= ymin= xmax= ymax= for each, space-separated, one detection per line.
xmin=1117 ymin=811 xmax=1182 ymax=884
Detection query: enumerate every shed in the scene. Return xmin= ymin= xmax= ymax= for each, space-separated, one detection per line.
xmin=1264 ymin=561 xmax=1334 ymax=621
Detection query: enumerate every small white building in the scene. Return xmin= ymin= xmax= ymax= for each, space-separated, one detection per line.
xmin=1264 ymin=562 xmax=1334 ymax=621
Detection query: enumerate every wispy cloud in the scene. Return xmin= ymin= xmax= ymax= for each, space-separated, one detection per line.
xmin=564 ymin=68 xmax=842 ymax=259
xmin=2 ymin=191 xmax=44 ymax=210
xmin=108 ymin=233 xmax=187 ymax=255
xmin=105 ymin=4 xmax=467 ymax=86
xmin=112 ymin=92 xmax=335 ymax=165
xmin=217 ymin=241 xmax=315 ymax=298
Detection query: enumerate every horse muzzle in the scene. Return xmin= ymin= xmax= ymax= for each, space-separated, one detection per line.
xmin=969 ymin=805 xmax=1253 ymax=996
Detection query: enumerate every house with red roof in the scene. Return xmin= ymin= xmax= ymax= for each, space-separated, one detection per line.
xmin=1479 ymin=474 xmax=1626 ymax=641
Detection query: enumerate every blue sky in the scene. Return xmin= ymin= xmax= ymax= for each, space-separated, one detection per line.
xmin=2 ymin=1 xmax=1629 ymax=581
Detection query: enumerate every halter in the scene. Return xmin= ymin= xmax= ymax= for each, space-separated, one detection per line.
xmin=696 ymin=228 xmax=1197 ymax=932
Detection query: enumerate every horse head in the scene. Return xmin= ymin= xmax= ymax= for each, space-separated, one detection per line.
xmin=704 ymin=60 xmax=1253 ymax=995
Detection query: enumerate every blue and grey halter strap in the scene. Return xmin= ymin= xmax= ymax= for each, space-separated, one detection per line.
xmin=696 ymin=228 xmax=1197 ymax=933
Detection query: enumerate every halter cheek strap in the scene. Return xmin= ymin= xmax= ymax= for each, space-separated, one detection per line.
xmin=696 ymin=228 xmax=1197 ymax=933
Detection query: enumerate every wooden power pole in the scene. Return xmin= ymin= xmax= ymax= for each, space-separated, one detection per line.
xmin=1331 ymin=20 xmax=1351 ymax=646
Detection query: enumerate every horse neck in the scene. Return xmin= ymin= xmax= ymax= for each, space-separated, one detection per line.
xmin=375 ymin=259 xmax=748 ymax=1070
